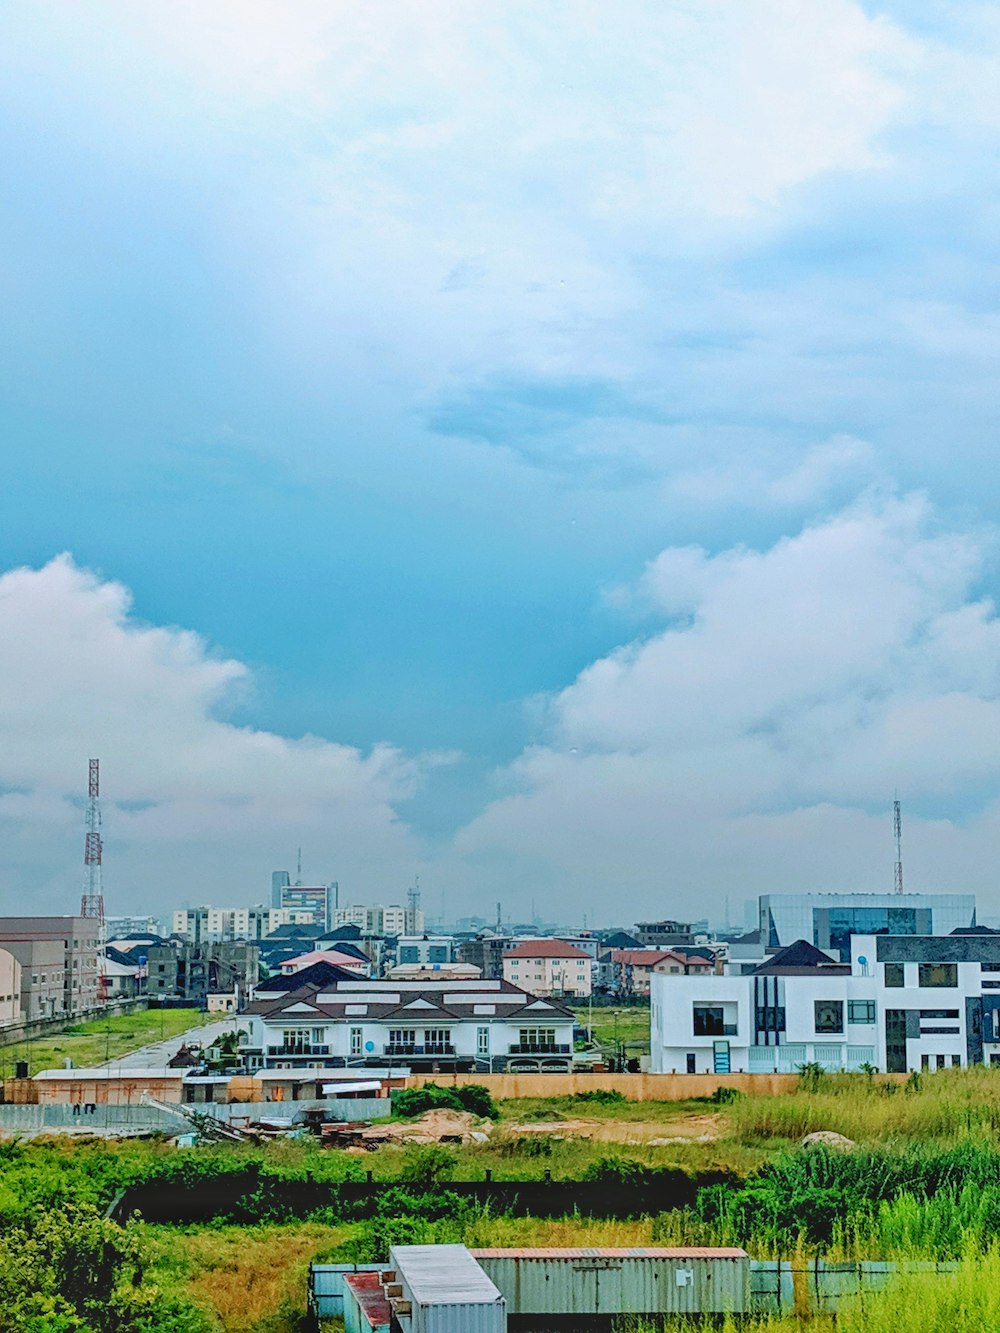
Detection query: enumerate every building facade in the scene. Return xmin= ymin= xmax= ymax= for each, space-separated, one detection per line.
xmin=171 ymin=906 xmax=316 ymax=943
xmin=330 ymin=903 xmax=426 ymax=935
xmin=457 ymin=933 xmax=512 ymax=980
xmin=651 ymin=932 xmax=1000 ymax=1075
xmin=759 ymin=893 xmax=977 ymax=961
xmin=0 ymin=917 xmax=99 ymax=1017
xmin=146 ymin=941 xmax=259 ymax=1003
xmin=502 ymin=940 xmax=592 ymax=999
xmin=241 ymin=976 xmax=575 ymax=1073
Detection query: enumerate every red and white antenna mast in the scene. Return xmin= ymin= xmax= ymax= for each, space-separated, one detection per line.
xmin=80 ymin=758 xmax=108 ymax=1000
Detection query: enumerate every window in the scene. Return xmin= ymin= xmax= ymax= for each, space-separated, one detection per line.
xmin=920 ymin=1009 xmax=959 ymax=1019
xmin=518 ymin=1027 xmax=557 ymax=1049
xmin=814 ymin=1000 xmax=844 ymax=1034
xmin=755 ymin=1006 xmax=786 ymax=1032
xmin=848 ymin=1001 xmax=876 ymax=1024
xmin=428 ymin=946 xmax=449 ymax=963
xmin=388 ymin=1028 xmax=416 ymax=1049
xmin=686 ymin=1053 xmax=696 ymax=1073
xmin=477 ymin=1026 xmax=489 ymax=1057
xmin=936 ymin=1054 xmax=946 ymax=1069
xmin=350 ymin=1027 xmax=362 ymax=1056
xmin=884 ymin=964 xmax=905 ymax=988
xmin=423 ymin=1028 xmax=451 ymax=1050
xmin=919 ymin=963 xmax=957 ymax=989
xmin=693 ymin=1005 xmax=727 ymax=1036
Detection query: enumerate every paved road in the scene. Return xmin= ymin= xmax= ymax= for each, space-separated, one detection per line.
xmin=99 ymin=1016 xmax=240 ymax=1069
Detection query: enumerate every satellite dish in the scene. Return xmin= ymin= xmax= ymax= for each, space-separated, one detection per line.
xmin=858 ymin=956 xmax=868 ymax=967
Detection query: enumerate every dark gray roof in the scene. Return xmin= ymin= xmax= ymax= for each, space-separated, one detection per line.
xmin=244 ymin=978 xmax=574 ymax=1023
xmin=753 ymin=938 xmax=845 ymax=975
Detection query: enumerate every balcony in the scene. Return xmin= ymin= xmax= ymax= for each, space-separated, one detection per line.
xmin=508 ymin=1043 xmax=572 ymax=1055
xmin=384 ymin=1043 xmax=456 ymax=1057
xmin=265 ymin=1044 xmax=330 ymax=1057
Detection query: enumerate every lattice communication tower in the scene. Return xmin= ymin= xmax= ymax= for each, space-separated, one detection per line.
xmin=893 ymin=797 xmax=904 ymax=895
xmin=79 ymin=758 xmax=109 ymax=1000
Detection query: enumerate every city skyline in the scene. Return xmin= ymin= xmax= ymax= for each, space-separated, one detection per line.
xmin=3 ymin=4 xmax=1000 ymax=918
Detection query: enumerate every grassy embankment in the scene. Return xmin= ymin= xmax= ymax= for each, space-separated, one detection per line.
xmin=4 ymin=1007 xmax=214 ymax=1076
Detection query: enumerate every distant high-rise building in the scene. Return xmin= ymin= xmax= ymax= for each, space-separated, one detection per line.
xmin=278 ymin=883 xmax=332 ymax=931
xmin=271 ymin=870 xmax=291 ymax=909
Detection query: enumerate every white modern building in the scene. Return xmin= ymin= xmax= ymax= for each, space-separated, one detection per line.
xmin=171 ymin=906 xmax=316 ymax=943
xmin=651 ymin=932 xmax=1000 ymax=1075
xmin=241 ymin=976 xmax=575 ymax=1073
xmin=330 ymin=903 xmax=426 ymax=935
xmin=759 ymin=893 xmax=977 ymax=961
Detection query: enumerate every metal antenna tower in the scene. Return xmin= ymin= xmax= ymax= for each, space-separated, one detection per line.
xmin=295 ymin=847 xmax=303 ymax=886
xmin=407 ymin=875 xmax=421 ymax=930
xmin=79 ymin=758 xmax=108 ymax=1000
xmin=893 ymin=796 xmax=904 ymax=895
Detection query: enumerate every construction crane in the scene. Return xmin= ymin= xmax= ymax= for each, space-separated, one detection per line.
xmin=79 ymin=758 xmax=109 ymax=1002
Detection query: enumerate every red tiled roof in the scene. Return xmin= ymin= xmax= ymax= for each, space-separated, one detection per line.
xmin=504 ymin=940 xmax=591 ymax=960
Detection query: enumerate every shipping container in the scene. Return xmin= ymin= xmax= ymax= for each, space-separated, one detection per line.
xmin=308 ymin=1264 xmax=385 ymax=1319
xmin=343 ymin=1272 xmax=392 ymax=1333
xmin=472 ymin=1247 xmax=750 ymax=1317
xmin=390 ymin=1244 xmax=507 ymax=1333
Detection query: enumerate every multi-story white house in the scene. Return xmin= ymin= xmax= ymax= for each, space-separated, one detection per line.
xmin=241 ymin=976 xmax=576 ymax=1074
xmin=651 ymin=932 xmax=1000 ymax=1075
xmin=502 ymin=940 xmax=593 ymax=999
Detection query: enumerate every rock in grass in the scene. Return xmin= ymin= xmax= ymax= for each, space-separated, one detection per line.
xmin=801 ymin=1130 xmax=857 ymax=1151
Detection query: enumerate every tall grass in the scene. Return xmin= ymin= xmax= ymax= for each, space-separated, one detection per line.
xmin=728 ymin=1067 xmax=1000 ymax=1145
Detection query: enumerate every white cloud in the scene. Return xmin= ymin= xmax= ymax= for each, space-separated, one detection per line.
xmin=449 ymin=493 xmax=1000 ymax=917
xmin=0 ymin=556 xmax=433 ymax=912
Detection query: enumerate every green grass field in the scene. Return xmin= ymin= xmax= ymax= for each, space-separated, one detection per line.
xmin=1 ymin=1007 xmax=214 ymax=1076
xmin=570 ymin=1003 xmax=651 ymax=1054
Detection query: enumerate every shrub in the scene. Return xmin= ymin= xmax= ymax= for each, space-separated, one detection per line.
xmin=399 ymin=1145 xmax=457 ymax=1184
xmin=572 ymin=1089 xmax=627 ymax=1104
xmin=392 ymin=1083 xmax=498 ymax=1120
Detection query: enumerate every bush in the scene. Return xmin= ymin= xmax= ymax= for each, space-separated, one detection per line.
xmin=392 ymin=1083 xmax=498 ymax=1120
xmin=572 ymin=1089 xmax=627 ymax=1104
xmin=399 ymin=1145 xmax=457 ymax=1184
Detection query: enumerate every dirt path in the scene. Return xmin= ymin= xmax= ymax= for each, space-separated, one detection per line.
xmin=504 ymin=1112 xmax=723 ymax=1144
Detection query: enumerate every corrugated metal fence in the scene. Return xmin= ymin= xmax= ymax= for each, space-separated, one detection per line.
xmin=0 ymin=1096 xmax=387 ymax=1135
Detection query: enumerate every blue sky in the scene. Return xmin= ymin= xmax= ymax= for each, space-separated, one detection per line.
xmin=2 ymin=1 xmax=1000 ymax=923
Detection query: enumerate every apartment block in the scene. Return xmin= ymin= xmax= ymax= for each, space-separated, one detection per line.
xmin=0 ymin=917 xmax=99 ymax=1017
xmin=146 ymin=940 xmax=260 ymax=1003
xmin=171 ymin=906 xmax=315 ymax=943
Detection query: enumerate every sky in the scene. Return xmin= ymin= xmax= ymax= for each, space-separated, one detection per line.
xmin=2 ymin=1 xmax=1000 ymax=925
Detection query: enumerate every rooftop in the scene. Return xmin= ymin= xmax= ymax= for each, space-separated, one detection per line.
xmin=343 ymin=1272 xmax=392 ymax=1328
xmin=391 ymin=1244 xmax=504 ymax=1306
xmin=504 ymin=940 xmax=590 ymax=960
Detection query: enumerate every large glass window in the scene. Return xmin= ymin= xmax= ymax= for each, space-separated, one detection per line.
xmin=824 ymin=907 xmax=918 ymax=961
xmin=350 ymin=1027 xmax=362 ymax=1056
xmin=693 ymin=1005 xmax=726 ymax=1036
xmin=919 ymin=963 xmax=957 ymax=988
xmin=848 ymin=1000 xmax=876 ymax=1024
xmin=814 ymin=1000 xmax=844 ymax=1034
xmin=884 ymin=963 xmax=905 ymax=988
